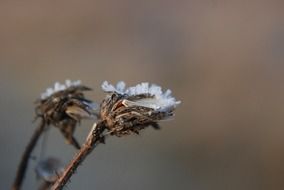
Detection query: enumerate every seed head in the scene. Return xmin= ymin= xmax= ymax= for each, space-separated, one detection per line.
xmin=35 ymin=80 xmax=97 ymax=149
xmin=100 ymin=81 xmax=180 ymax=136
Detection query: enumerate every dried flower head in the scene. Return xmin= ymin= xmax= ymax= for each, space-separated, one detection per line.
xmin=35 ymin=80 xmax=97 ymax=149
xmin=100 ymin=81 xmax=180 ymax=136
xmin=35 ymin=157 xmax=64 ymax=182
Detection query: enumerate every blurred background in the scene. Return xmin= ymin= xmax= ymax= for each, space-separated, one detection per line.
xmin=1 ymin=0 xmax=284 ymax=190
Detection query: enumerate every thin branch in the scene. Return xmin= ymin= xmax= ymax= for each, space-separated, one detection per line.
xmin=51 ymin=122 xmax=106 ymax=190
xmin=12 ymin=120 xmax=46 ymax=190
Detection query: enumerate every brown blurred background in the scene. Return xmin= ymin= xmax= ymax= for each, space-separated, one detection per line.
xmin=1 ymin=0 xmax=284 ymax=190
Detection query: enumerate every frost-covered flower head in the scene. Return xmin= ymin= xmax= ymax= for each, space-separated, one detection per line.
xmin=36 ymin=80 xmax=97 ymax=149
xmin=100 ymin=81 xmax=180 ymax=136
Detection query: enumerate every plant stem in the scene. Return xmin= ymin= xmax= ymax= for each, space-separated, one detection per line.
xmin=12 ymin=120 xmax=46 ymax=190
xmin=51 ymin=122 xmax=105 ymax=190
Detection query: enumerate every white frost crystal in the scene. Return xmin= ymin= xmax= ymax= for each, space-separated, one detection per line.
xmin=41 ymin=80 xmax=81 ymax=100
xmin=101 ymin=81 xmax=181 ymax=111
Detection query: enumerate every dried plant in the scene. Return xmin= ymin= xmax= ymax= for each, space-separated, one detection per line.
xmin=35 ymin=80 xmax=97 ymax=149
xmin=100 ymin=81 xmax=180 ymax=136
xmin=12 ymin=80 xmax=97 ymax=190
xmin=51 ymin=81 xmax=180 ymax=190
xmin=12 ymin=80 xmax=180 ymax=190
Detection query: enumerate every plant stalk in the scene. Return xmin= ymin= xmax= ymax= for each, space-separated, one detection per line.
xmin=12 ymin=120 xmax=46 ymax=190
xmin=51 ymin=122 xmax=105 ymax=190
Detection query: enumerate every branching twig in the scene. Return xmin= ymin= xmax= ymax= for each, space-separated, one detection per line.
xmin=51 ymin=122 xmax=106 ymax=190
xmin=12 ymin=120 xmax=46 ymax=190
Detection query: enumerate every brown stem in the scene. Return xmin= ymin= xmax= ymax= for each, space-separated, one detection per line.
xmin=51 ymin=122 xmax=105 ymax=190
xmin=12 ymin=120 xmax=46 ymax=190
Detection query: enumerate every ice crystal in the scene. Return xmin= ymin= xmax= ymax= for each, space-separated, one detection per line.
xmin=41 ymin=80 xmax=81 ymax=100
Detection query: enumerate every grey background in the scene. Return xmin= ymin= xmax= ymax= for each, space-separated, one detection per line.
xmin=1 ymin=1 xmax=284 ymax=190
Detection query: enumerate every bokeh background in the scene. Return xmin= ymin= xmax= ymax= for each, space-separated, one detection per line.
xmin=1 ymin=1 xmax=284 ymax=190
